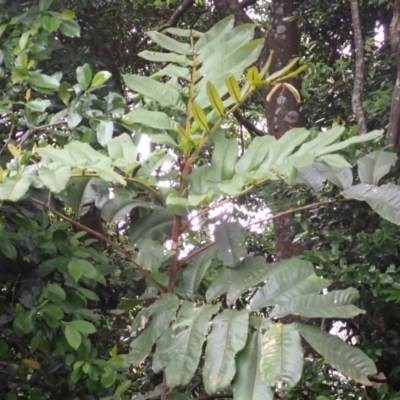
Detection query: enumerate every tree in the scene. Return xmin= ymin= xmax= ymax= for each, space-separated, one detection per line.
xmin=1 ymin=1 xmax=400 ymax=399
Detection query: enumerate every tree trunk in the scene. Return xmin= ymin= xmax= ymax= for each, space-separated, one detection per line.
xmin=262 ymin=0 xmax=304 ymax=261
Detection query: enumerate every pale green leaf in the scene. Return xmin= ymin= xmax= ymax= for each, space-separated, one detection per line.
xmin=206 ymin=81 xmax=225 ymax=116
xmin=317 ymin=153 xmax=351 ymax=168
xmin=122 ymin=109 xmax=176 ymax=131
xmin=214 ymin=222 xmax=246 ymax=267
xmin=101 ymin=198 xmax=157 ymax=222
xmin=234 ymin=331 xmax=274 ymax=400
xmin=91 ymin=71 xmax=112 ymax=88
xmin=0 ymin=176 xmax=32 ymax=201
xmin=297 ymin=323 xmax=377 ymax=385
xmin=343 ymin=183 xmax=400 ymax=225
xmin=183 ymin=245 xmax=216 ymax=299
xmin=270 ymin=288 xmax=365 ymax=319
xmin=261 ymin=323 xmax=303 ymax=387
xmin=357 ymin=151 xmax=397 ymax=185
xmin=138 ymin=50 xmax=191 ymax=65
xmin=129 ymin=294 xmax=179 ymax=365
xmin=192 ymin=102 xmax=209 ymax=132
xmin=165 ymin=303 xmax=220 ymax=388
xmin=314 ymin=162 xmax=353 ymax=190
xmin=39 ymin=163 xmax=71 ymax=193
xmin=76 ymin=63 xmax=92 ymax=90
xmin=124 ymin=74 xmax=185 ymax=110
xmin=208 ymin=138 xmax=238 ymax=183
xmin=96 ymin=121 xmax=113 ymax=147
xmin=203 ymin=310 xmax=249 ymax=394
xmin=107 ymin=133 xmax=137 ymax=164
xmin=165 ymin=27 xmax=203 ymax=37
xmin=28 ymin=73 xmax=60 ymax=90
xmin=250 ymin=258 xmax=329 ymax=311
xmin=146 ymin=31 xmax=192 ymax=55
xmin=195 ymin=15 xmax=234 ymax=51
xmin=59 ymin=19 xmax=80 ymax=37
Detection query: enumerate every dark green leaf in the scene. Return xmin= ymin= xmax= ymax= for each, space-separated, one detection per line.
xmin=59 ymin=19 xmax=81 ymax=37
xmin=13 ymin=310 xmax=36 ymax=335
xmin=65 ymin=325 xmax=82 ymax=350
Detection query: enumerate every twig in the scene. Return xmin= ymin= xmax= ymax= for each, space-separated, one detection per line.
xmin=19 ymin=120 xmax=67 ymax=147
xmin=31 ymin=197 xmax=167 ymax=293
xmin=350 ymin=0 xmax=367 ymax=134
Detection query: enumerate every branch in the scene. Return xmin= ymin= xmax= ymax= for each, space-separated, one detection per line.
xmin=240 ymin=0 xmax=258 ymax=8
xmin=233 ymin=110 xmax=265 ymax=137
xmin=350 ymin=0 xmax=367 ymax=134
xmin=31 ymin=197 xmax=168 ymax=294
xmin=179 ymin=198 xmax=354 ymax=266
xmin=161 ymin=0 xmax=195 ymax=30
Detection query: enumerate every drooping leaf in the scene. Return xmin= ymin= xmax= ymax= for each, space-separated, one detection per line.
xmin=101 ymin=198 xmax=157 ymax=222
xmin=343 ymin=183 xmax=400 ymax=225
xmin=183 ymin=245 xmax=217 ymax=299
xmin=297 ymin=323 xmax=377 ymax=385
xmin=38 ymin=163 xmax=71 ymax=193
xmin=357 ymin=151 xmax=397 ymax=185
xmin=314 ymin=162 xmax=353 ymax=190
xmin=129 ymin=294 xmax=179 ymax=365
xmin=123 ymin=74 xmax=185 ymax=111
xmin=214 ymin=222 xmax=246 ymax=267
xmin=165 ymin=303 xmax=220 ymax=388
xmin=261 ymin=323 xmax=303 ymax=387
xmin=270 ymin=288 xmax=365 ymax=319
xmin=192 ymin=102 xmax=209 ymax=132
xmin=225 ymin=75 xmax=241 ymax=102
xmin=203 ymin=310 xmax=249 ymax=394
xmin=296 ymin=165 xmax=325 ymax=193
xmin=250 ymin=258 xmax=329 ymax=311
xmin=208 ymin=139 xmax=238 ymax=183
xmin=234 ymin=331 xmax=274 ymax=400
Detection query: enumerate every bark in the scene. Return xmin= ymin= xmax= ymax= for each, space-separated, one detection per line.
xmin=213 ymin=0 xmax=254 ymax=26
xmin=387 ymin=0 xmax=400 ymax=148
xmin=350 ymin=0 xmax=368 ymax=134
xmin=262 ymin=0 xmax=304 ymax=261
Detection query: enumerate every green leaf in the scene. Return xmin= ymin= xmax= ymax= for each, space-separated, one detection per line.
xmin=60 ymin=9 xmax=75 ymax=20
xmin=39 ymin=163 xmax=71 ymax=193
xmin=128 ymin=209 xmax=174 ymax=244
xmin=122 ymin=109 xmax=176 ymax=131
xmin=208 ymin=138 xmax=238 ymax=183
xmin=165 ymin=27 xmax=203 ymax=37
xmin=261 ymin=323 xmax=303 ymax=387
xmin=107 ymin=133 xmax=137 ymax=164
xmin=183 ymin=245 xmax=216 ymax=299
xmin=235 ymin=136 xmax=276 ymax=177
xmin=146 ymin=31 xmax=192 ymax=55
xmin=65 ymin=325 xmax=82 ymax=350
xmin=28 ymin=73 xmax=60 ymax=90
xmin=124 ymin=74 xmax=185 ymax=111
xmin=69 ymin=320 xmax=97 ymax=334
xmin=195 ymin=15 xmax=234 ymax=51
xmin=343 ymin=183 xmax=400 ymax=225
xmin=0 ymin=177 xmax=32 ymax=201
xmin=270 ymin=288 xmax=365 ymax=319
xmin=225 ymin=75 xmax=241 ymax=102
xmin=138 ymin=50 xmax=190 ymax=66
xmin=192 ymin=102 xmax=209 ymax=132
xmin=357 ymin=151 xmax=397 ymax=185
xmin=314 ymin=162 xmax=353 ymax=190
xmin=317 ymin=154 xmax=351 ymax=168
xmin=316 ymin=129 xmax=383 ymax=156
xmin=129 ymin=294 xmax=179 ymax=365
xmin=59 ymin=19 xmax=81 ymax=37
xmin=91 ymin=71 xmax=112 ymax=88
xmin=234 ymin=331 xmax=274 ymax=400
xmin=96 ymin=121 xmax=113 ymax=147
xmin=76 ymin=63 xmax=92 ymax=90
xmin=13 ymin=310 xmax=36 ymax=335
xmin=43 ymin=304 xmax=64 ymax=319
xmin=115 ymin=380 xmax=131 ymax=395
xmin=203 ymin=310 xmax=249 ymax=394
xmin=214 ymin=222 xmax=246 ymax=267
xmin=42 ymin=15 xmax=59 ymax=32
xmin=100 ymin=364 xmax=117 ymax=388
xmin=152 ymin=64 xmax=191 ymax=81
xmin=297 ymin=323 xmax=377 ymax=385
xmin=136 ymin=238 xmax=165 ymax=273
xmin=45 ymin=283 xmax=66 ymax=302
xmin=206 ymin=81 xmax=225 ymax=116
xmin=26 ymin=99 xmax=51 ymax=112
xmin=165 ymin=303 xmax=220 ymax=388
xmin=250 ymin=258 xmax=329 ymax=311
xmin=101 ymin=198 xmax=156 ymax=222
xmin=0 ymin=239 xmax=17 ymax=260
xmin=39 ymin=0 xmax=52 ymax=11
xmin=295 ymin=126 xmax=344 ymax=157
xmin=68 ymin=259 xmax=83 ymax=282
